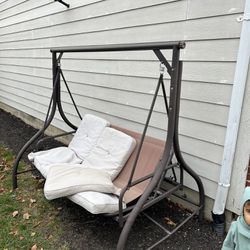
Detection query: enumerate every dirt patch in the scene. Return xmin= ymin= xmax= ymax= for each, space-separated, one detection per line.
xmin=0 ymin=108 xmax=225 ymax=249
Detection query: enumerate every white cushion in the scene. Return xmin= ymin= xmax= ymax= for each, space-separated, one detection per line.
xmin=68 ymin=191 xmax=126 ymax=214
xmin=28 ymin=113 xmax=110 ymax=177
xmin=69 ymin=114 xmax=110 ymax=160
xmin=82 ymin=127 xmax=136 ymax=180
xmin=28 ymin=147 xmax=82 ymax=178
xmin=44 ymin=164 xmax=120 ymax=200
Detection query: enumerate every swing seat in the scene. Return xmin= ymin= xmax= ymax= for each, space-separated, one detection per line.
xmin=30 ymin=117 xmax=137 ymax=214
xmin=68 ymin=128 xmax=165 ymax=214
xmin=43 ymin=126 xmax=136 ymax=214
xmin=41 ymin=126 xmax=164 ymax=215
xmin=28 ymin=113 xmax=110 ymax=177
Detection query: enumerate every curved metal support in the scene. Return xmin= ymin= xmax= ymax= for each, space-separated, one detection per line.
xmin=12 ymin=89 xmax=58 ymax=190
xmin=173 ymin=136 xmax=205 ymax=220
xmin=12 ymin=52 xmax=80 ymax=190
xmin=12 ymin=53 xmax=59 ymax=189
xmin=173 ymin=61 xmax=205 ymax=220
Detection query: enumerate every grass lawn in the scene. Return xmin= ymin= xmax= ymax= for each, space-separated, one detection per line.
xmin=0 ymin=144 xmax=69 ymax=250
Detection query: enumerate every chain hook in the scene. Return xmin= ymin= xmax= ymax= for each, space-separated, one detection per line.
xmin=57 ymin=52 xmax=63 ymax=68
xmin=159 ymin=62 xmax=165 ymax=74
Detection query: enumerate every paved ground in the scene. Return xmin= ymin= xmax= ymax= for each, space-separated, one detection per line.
xmin=0 ymin=108 xmax=225 ymax=249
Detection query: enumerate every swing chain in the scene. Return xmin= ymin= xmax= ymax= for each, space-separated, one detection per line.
xmin=159 ymin=62 xmax=165 ymax=74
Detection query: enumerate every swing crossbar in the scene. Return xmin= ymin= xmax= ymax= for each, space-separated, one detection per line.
xmin=50 ymin=41 xmax=185 ymax=53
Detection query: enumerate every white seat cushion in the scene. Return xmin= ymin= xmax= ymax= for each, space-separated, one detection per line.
xmin=82 ymin=127 xmax=136 ymax=180
xmin=44 ymin=164 xmax=120 ymax=200
xmin=28 ymin=114 xmax=110 ymax=176
xmin=68 ymin=191 xmax=126 ymax=214
xmin=28 ymin=147 xmax=82 ymax=178
xmin=69 ymin=114 xmax=110 ymax=160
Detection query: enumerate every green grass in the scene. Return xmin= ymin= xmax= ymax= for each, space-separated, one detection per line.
xmin=0 ymin=145 xmax=69 ymax=250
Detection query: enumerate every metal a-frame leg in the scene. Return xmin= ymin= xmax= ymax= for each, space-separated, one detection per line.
xmin=116 ymin=47 xmax=181 ymax=250
xmin=12 ymin=52 xmax=59 ymax=190
xmin=173 ymin=61 xmax=205 ymax=220
xmin=12 ymin=51 xmax=81 ymax=189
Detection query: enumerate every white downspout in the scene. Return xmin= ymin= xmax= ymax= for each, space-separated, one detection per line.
xmin=213 ymin=1 xmax=250 ymax=215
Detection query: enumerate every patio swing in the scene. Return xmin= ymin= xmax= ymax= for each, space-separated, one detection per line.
xmin=12 ymin=41 xmax=205 ymax=249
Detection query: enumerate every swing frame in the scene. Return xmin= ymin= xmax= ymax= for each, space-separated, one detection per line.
xmin=12 ymin=41 xmax=205 ymax=249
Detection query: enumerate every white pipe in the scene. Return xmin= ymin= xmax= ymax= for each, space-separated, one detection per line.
xmin=213 ymin=0 xmax=250 ymax=215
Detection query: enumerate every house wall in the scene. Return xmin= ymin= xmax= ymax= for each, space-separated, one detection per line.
xmin=0 ymin=0 xmax=245 ymax=206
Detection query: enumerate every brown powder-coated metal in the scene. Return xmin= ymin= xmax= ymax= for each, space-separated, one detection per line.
xmin=112 ymin=126 xmax=165 ymax=203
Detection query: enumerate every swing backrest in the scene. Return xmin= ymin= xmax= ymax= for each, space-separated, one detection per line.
xmin=68 ymin=114 xmax=110 ymax=160
xmin=112 ymin=126 xmax=165 ymax=204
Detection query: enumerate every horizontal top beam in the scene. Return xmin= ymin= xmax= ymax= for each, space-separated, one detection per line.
xmin=50 ymin=41 xmax=185 ymax=53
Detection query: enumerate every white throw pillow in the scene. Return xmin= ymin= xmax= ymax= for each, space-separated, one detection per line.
xmin=44 ymin=164 xmax=120 ymax=200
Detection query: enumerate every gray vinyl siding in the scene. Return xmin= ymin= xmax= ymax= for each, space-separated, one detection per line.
xmin=0 ymin=0 xmax=245 ymax=199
